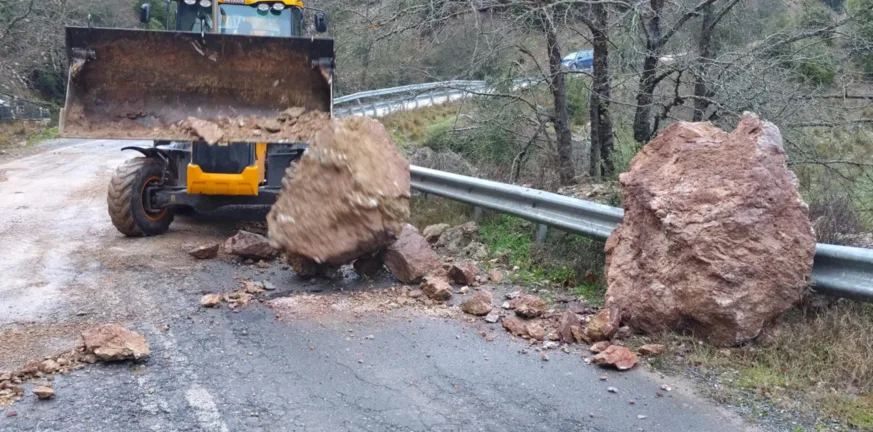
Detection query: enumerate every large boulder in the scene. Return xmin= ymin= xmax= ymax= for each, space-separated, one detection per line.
xmin=449 ymin=260 xmax=479 ymax=286
xmin=461 ymin=290 xmax=493 ymax=316
xmin=226 ymin=231 xmax=278 ymax=260
xmin=267 ymin=117 xmax=410 ymax=265
xmin=604 ymin=114 xmax=816 ymax=346
xmin=81 ymin=324 xmax=150 ymax=361
xmin=383 ymin=224 xmax=440 ymax=283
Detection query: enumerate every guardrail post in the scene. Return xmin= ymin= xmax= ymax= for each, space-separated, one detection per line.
xmin=472 ymin=206 xmax=483 ymax=222
xmin=535 ymin=224 xmax=549 ymax=244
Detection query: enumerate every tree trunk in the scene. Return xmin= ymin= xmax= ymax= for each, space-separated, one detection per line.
xmin=544 ymin=14 xmax=575 ymax=185
xmin=589 ymin=2 xmax=614 ymax=178
xmin=632 ymin=0 xmax=665 ymax=144
xmin=692 ymin=3 xmax=714 ymax=122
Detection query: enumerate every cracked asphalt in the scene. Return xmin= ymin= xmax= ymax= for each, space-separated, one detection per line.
xmin=0 ymin=140 xmax=758 ymax=431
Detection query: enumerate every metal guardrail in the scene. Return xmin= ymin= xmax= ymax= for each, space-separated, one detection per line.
xmin=334 ymin=78 xmax=538 ymax=118
xmin=409 ymin=166 xmax=873 ymax=301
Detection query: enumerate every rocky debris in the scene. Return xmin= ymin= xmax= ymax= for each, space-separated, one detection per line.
xmin=420 ymin=275 xmax=452 ymax=301
xmin=484 ymin=310 xmax=500 ymax=323
xmin=226 ymin=231 xmax=278 ymax=260
xmin=614 ymin=326 xmax=633 ymax=340
xmin=586 ymin=307 xmax=620 ymax=342
xmin=21 ymin=360 xmax=40 ymax=375
xmin=558 ymin=312 xmax=584 ymax=344
xmin=462 ymin=242 xmax=489 ymax=261
xmin=352 ymin=251 xmax=385 ymax=278
xmin=637 ymin=344 xmax=665 ymax=356
xmin=505 ymin=291 xmax=521 ymax=300
xmin=457 ymin=286 xmax=469 ymax=295
xmin=200 ymin=294 xmax=222 ymax=308
xmin=590 ymin=341 xmax=611 ymax=353
xmin=5 ymin=410 xmax=16 ymax=417
xmin=436 ymin=222 xmax=478 ymax=254
xmin=185 ymin=118 xmax=224 ymax=145
xmin=81 ymin=324 xmax=150 ymax=361
xmin=422 ymin=223 xmax=450 ymax=244
xmin=449 ymin=260 xmax=479 ymax=286
xmin=188 ymin=243 xmax=220 ymax=259
xmin=607 ymin=386 xmax=618 ymax=393
xmin=268 ymin=117 xmax=410 ymax=266
xmin=557 ymin=181 xmax=620 ymax=206
xmin=502 ymin=317 xmax=527 ymax=337
xmin=660 ymin=384 xmax=672 ymax=392
xmin=604 ymin=114 xmax=816 ymax=346
xmin=383 ymin=225 xmax=440 ymax=283
xmin=513 ymin=295 xmax=546 ymax=319
xmin=461 ymin=290 xmax=493 ymax=316
xmin=592 ymin=345 xmax=639 ymax=371
xmin=32 ymin=385 xmax=54 ymax=400
xmin=488 ymin=269 xmax=504 ymax=283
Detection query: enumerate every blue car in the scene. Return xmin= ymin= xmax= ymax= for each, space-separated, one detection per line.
xmin=562 ymin=50 xmax=594 ymax=71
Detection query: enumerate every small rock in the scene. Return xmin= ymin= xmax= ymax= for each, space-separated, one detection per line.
xmin=408 ymin=289 xmax=424 ymax=299
xmin=599 ymin=375 xmax=608 ymax=381
xmin=56 ymin=358 xmax=69 ymax=367
xmin=513 ymin=295 xmax=546 ymax=318
xmin=637 ymin=415 xmax=647 ymax=419
xmin=33 ymin=386 xmax=54 ymax=400
xmin=22 ymin=360 xmax=40 ymax=375
xmin=420 ymin=275 xmax=452 ymax=301
xmin=525 ymin=322 xmax=546 ymax=341
xmin=188 ymin=243 xmax=220 ymax=259
xmin=540 ymin=353 xmax=549 ymax=361
xmin=488 ymin=269 xmax=504 ymax=283
xmin=458 ymin=286 xmax=469 ymax=295
xmin=656 ymin=391 xmax=664 ymax=397
xmin=39 ymin=360 xmax=59 ymax=374
xmin=614 ymin=326 xmax=633 ymax=340
xmin=592 ymin=345 xmax=639 ymax=371
xmin=660 ymin=384 xmax=672 ymax=392
xmin=81 ymin=324 xmax=150 ymax=361
xmin=422 ymin=223 xmax=450 ymax=244
xmin=262 ymin=281 xmax=276 ymax=291
xmin=5 ymin=410 xmax=16 ymax=417
xmin=226 ymin=231 xmax=278 ymax=260
xmin=200 ymin=294 xmax=222 ymax=308
xmin=461 ymin=290 xmax=493 ymax=316
xmin=590 ymin=341 xmax=611 ymax=353
xmin=83 ymin=354 xmax=98 ymax=364
xmin=0 ymin=372 xmax=10 ymax=381
xmin=543 ymin=341 xmax=559 ymax=350
xmin=586 ymin=307 xmax=620 ymax=342
xmin=462 ymin=241 xmax=489 ymax=260
xmin=484 ymin=311 xmax=500 ymax=323
xmin=558 ymin=311 xmax=583 ymax=344
xmin=628 ymin=399 xmax=635 ymax=405
xmin=502 ymin=316 xmax=527 ymax=337
xmin=638 ymin=344 xmax=665 ymax=356
xmin=365 ymin=335 xmax=375 ymax=340
xmin=449 ymin=260 xmax=479 ymax=286
xmin=501 ymin=301 xmax=511 ymax=309
xmin=505 ymin=291 xmax=521 ymax=300
xmin=607 ymin=387 xmax=618 ymax=393
xmin=256 ymin=260 xmax=270 ymax=269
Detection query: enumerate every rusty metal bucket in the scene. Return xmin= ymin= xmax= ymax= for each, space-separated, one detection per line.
xmin=59 ymin=27 xmax=334 ymax=141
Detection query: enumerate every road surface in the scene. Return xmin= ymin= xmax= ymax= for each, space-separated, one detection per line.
xmin=0 ymin=140 xmax=757 ymax=431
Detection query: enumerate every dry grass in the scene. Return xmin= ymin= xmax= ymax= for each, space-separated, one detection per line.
xmin=657 ymin=298 xmax=873 ymax=430
xmin=380 ymin=103 xmax=465 ymax=147
xmin=0 ymin=120 xmax=56 ymax=148
xmin=408 ymin=195 xmax=474 ymax=230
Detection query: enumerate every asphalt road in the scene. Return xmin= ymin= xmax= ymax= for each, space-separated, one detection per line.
xmin=0 ymin=140 xmax=757 ymax=431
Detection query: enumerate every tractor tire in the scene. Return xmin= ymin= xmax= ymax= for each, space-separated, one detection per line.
xmin=107 ymin=157 xmax=176 ymax=237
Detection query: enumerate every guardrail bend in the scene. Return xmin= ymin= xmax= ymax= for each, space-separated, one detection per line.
xmin=409 ymin=165 xmax=873 ymax=302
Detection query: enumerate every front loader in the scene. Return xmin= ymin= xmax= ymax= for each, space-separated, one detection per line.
xmin=59 ymin=0 xmax=334 ymax=236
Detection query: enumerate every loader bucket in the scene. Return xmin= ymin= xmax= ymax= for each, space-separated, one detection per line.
xmin=59 ymin=27 xmax=334 ymax=142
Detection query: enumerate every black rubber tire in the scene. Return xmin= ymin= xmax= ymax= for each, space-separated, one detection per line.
xmin=107 ymin=157 xmax=176 ymax=237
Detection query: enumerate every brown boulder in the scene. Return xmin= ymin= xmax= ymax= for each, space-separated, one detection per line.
xmin=420 ymin=275 xmax=452 ymax=301
xmin=39 ymin=360 xmax=59 ymax=374
xmin=436 ymin=222 xmax=478 ymax=254
xmin=502 ymin=316 xmax=527 ymax=337
xmin=461 ymin=290 xmax=493 ymax=316
xmin=81 ymin=324 xmax=150 ymax=361
xmin=488 ymin=269 xmax=504 ymax=283
xmin=592 ymin=345 xmax=639 ymax=371
xmin=525 ymin=321 xmax=546 ymax=340
xmin=226 ymin=231 xmax=277 ymax=260
xmin=422 ymin=223 xmax=450 ymax=244
xmin=590 ymin=341 xmax=611 ymax=353
xmin=604 ymin=114 xmax=816 ymax=346
xmin=188 ymin=243 xmax=220 ymax=260
xmin=384 ymin=225 xmax=440 ymax=283
xmin=586 ymin=307 xmax=620 ymax=342
xmin=21 ymin=360 xmax=40 ymax=375
xmin=267 ymin=117 xmax=410 ymax=265
xmin=32 ymin=385 xmax=54 ymax=400
xmin=513 ymin=295 xmax=546 ymax=318
xmin=638 ymin=344 xmax=665 ymax=356
xmin=449 ymin=260 xmax=479 ymax=286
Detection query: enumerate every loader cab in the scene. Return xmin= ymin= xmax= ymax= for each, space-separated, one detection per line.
xmin=172 ymin=0 xmax=316 ymax=37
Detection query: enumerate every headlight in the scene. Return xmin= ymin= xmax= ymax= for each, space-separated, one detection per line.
xmin=272 ymin=3 xmax=285 ymax=10
xmin=184 ymin=0 xmax=195 ymax=5
xmin=257 ymin=3 xmax=270 ymax=11
xmin=200 ymin=0 xmax=211 ymax=6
